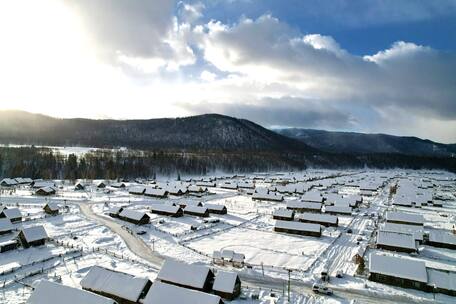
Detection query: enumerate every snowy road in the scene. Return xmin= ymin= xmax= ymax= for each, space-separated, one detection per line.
xmin=77 ymin=202 xmax=164 ymax=269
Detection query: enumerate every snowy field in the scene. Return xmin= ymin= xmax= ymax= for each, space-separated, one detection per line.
xmin=0 ymin=169 xmax=455 ymax=303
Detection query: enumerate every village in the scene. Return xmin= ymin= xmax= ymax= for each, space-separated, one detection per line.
xmin=0 ymin=169 xmax=455 ymax=304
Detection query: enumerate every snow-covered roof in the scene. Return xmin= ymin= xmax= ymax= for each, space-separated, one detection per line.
xmin=376 ymin=231 xmax=417 ymax=250
xmin=429 ymin=230 xmax=456 ymax=246
xmin=252 ymin=192 xmax=284 ymax=201
xmin=32 ymin=181 xmax=55 ymax=189
xmin=386 ymin=211 xmax=424 ymax=225
xmin=144 ymin=187 xmax=168 ymax=197
xmin=369 ymin=253 xmax=427 ymax=283
xmin=21 ymin=226 xmax=48 ymax=242
xmin=427 ymin=268 xmax=456 ymax=292
xmin=1 ymin=178 xmax=18 ymax=186
xmin=45 ymin=203 xmax=59 ymax=211
xmin=324 ymin=205 xmax=352 ymax=214
xmin=143 ymin=281 xmax=221 ymax=304
xmin=381 ymin=223 xmax=423 ymax=241
xmin=129 ymin=186 xmax=146 ymax=194
xmin=157 ymin=259 xmax=212 ymax=290
xmin=2 ymin=208 xmax=22 ymax=219
xmin=301 ymin=191 xmax=323 ymax=203
xmin=28 ymin=280 xmax=116 ymax=304
xmin=204 ymin=203 xmax=226 ymax=211
xmin=184 ymin=205 xmax=208 ymax=215
xmin=150 ymin=203 xmax=181 ymax=214
xmin=274 ymin=220 xmax=321 ymax=233
xmin=287 ymin=201 xmax=322 ymax=210
xmin=118 ymin=209 xmax=148 ymax=221
xmin=36 ymin=186 xmax=56 ymax=194
xmin=0 ymin=218 xmax=14 ymax=233
xmin=273 ymin=208 xmax=294 ymax=218
xmin=108 ymin=207 xmax=123 ymax=214
xmin=295 ymin=212 xmax=338 ymax=225
xmin=81 ymin=266 xmax=150 ymax=302
xmin=213 ymin=271 xmax=239 ymax=293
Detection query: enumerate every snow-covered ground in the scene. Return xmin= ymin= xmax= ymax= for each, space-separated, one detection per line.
xmin=0 ymin=169 xmax=455 ymax=303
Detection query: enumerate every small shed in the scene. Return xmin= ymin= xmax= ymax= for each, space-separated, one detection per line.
xmin=81 ymin=266 xmax=152 ymax=304
xmin=97 ymin=182 xmax=107 ymax=189
xmin=0 ymin=208 xmax=22 ymax=223
xmin=43 ymin=203 xmax=59 ymax=215
xmin=118 ymin=209 xmax=150 ymax=225
xmin=19 ymin=225 xmax=48 ymax=248
xmin=184 ymin=206 xmax=210 ymax=218
xmin=213 ymin=271 xmax=241 ymax=300
xmin=157 ymin=259 xmax=215 ymax=292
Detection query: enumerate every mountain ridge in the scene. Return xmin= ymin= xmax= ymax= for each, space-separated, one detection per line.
xmin=274 ymin=128 xmax=456 ymax=157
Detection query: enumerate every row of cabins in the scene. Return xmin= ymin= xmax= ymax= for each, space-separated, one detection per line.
xmin=369 ymin=253 xmax=456 ymax=296
xmin=0 ymin=177 xmax=33 ymax=187
xmin=272 ymin=209 xmax=338 ymax=227
xmin=110 ymin=202 xmax=228 ymax=224
xmin=29 ymin=260 xmax=242 ymax=304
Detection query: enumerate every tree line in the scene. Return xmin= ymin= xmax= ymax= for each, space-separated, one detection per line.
xmin=0 ymin=146 xmax=454 ymax=180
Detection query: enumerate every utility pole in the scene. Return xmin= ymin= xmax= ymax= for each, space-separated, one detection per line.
xmin=287 ymin=269 xmax=292 ymax=302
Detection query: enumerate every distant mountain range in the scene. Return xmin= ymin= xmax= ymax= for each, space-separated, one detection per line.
xmin=274 ymin=128 xmax=456 ymax=157
xmin=0 ymin=110 xmax=454 ymax=172
xmin=0 ymin=110 xmax=313 ymax=152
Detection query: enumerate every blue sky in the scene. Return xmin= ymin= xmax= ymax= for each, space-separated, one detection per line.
xmin=0 ymin=0 xmax=456 ymax=142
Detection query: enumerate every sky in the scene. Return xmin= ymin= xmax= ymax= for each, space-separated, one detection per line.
xmin=0 ymin=0 xmax=456 ymax=143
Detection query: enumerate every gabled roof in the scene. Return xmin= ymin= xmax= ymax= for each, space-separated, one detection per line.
xmin=118 ymin=209 xmax=148 ymax=221
xmin=273 ymin=208 xmax=294 ymax=218
xmin=295 ymin=212 xmax=338 ymax=224
xmin=81 ymin=266 xmax=150 ymax=302
xmin=0 ymin=218 xmax=14 ymax=233
xmin=150 ymin=203 xmax=181 ymax=214
xmin=274 ymin=220 xmax=321 ymax=233
xmin=204 ymin=203 xmax=226 ymax=211
xmin=184 ymin=205 xmax=208 ymax=214
xmin=129 ymin=186 xmax=146 ymax=194
xmin=287 ymin=201 xmax=322 ymax=210
xmin=386 ymin=211 xmax=424 ymax=225
xmin=376 ymin=231 xmax=417 ymax=250
xmin=44 ymin=203 xmax=59 ymax=211
xmin=143 ymin=282 xmax=221 ymax=304
xmin=21 ymin=226 xmax=48 ymax=242
xmin=157 ymin=259 xmax=212 ymax=290
xmin=213 ymin=271 xmax=239 ymax=293
xmin=369 ymin=253 xmax=427 ymax=283
xmin=2 ymin=208 xmax=22 ymax=219
xmin=28 ymin=280 xmax=116 ymax=304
